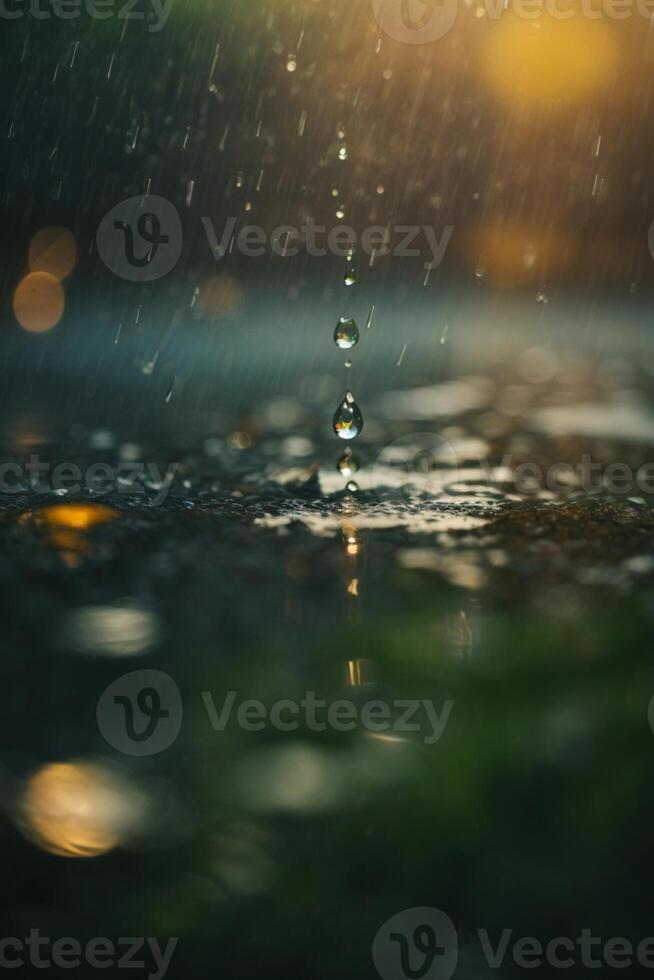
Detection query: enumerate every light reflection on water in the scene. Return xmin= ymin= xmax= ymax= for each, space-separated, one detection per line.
xmin=63 ymin=603 xmax=162 ymax=658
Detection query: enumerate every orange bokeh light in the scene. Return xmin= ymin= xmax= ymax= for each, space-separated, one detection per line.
xmin=482 ymin=16 xmax=619 ymax=109
xmin=13 ymin=271 xmax=65 ymax=333
xmin=28 ymin=226 xmax=77 ymax=281
xmin=468 ymin=221 xmax=578 ymax=287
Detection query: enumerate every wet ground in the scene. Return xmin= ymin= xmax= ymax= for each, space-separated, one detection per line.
xmin=1 ymin=298 xmax=654 ymax=978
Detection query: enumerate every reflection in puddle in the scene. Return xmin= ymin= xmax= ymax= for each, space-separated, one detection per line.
xmin=346 ymin=659 xmax=374 ymax=687
xmin=256 ymin=508 xmax=492 ymax=537
xmin=18 ymin=503 xmax=120 ymax=567
xmin=530 ymin=401 xmax=654 ymax=442
xmin=399 ymin=549 xmax=487 ymax=591
xmin=63 ymin=602 xmax=162 ymax=658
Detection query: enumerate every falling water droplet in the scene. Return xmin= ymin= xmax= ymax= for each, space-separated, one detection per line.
xmin=346 ymin=481 xmax=359 ymax=493
xmin=344 ymin=359 xmax=352 ymax=369
xmin=334 ymin=316 xmax=359 ymax=350
xmin=338 ymin=144 xmax=348 ymax=161
xmin=286 ymin=54 xmax=297 ymax=72
xmin=337 ymin=451 xmax=360 ymax=478
xmin=333 ymin=391 xmax=364 ymax=441
xmin=344 ymin=255 xmax=357 ymax=287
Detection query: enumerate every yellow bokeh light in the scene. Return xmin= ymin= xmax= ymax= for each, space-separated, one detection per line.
xmin=468 ymin=221 xmax=577 ymax=287
xmin=28 ymin=226 xmax=77 ymax=281
xmin=482 ymin=16 xmax=619 ymax=108
xmin=20 ymin=762 xmax=143 ymax=858
xmin=13 ymin=272 xmax=65 ymax=333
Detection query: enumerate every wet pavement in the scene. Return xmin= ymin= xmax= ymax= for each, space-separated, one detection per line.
xmin=1 ymin=332 xmax=654 ymax=978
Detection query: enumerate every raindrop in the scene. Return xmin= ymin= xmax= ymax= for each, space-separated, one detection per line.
xmin=333 ymin=391 xmax=364 ymax=441
xmin=334 ymin=316 xmax=359 ymax=350
xmin=337 ymin=451 xmax=359 ymax=478
xmin=344 ymin=254 xmax=357 ymax=287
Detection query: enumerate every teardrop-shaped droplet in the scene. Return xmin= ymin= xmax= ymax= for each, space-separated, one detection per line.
xmin=344 ymin=257 xmax=357 ymax=287
xmin=333 ymin=391 xmax=364 ymax=441
xmin=334 ymin=316 xmax=359 ymax=350
xmin=337 ymin=450 xmax=360 ymax=478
